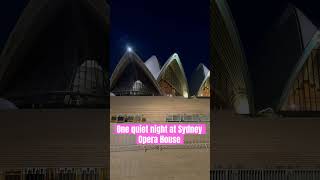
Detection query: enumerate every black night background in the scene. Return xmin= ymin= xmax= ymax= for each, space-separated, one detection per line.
xmin=226 ymin=0 xmax=320 ymax=64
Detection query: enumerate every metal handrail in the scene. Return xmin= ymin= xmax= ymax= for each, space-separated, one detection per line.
xmin=110 ymin=143 xmax=210 ymax=152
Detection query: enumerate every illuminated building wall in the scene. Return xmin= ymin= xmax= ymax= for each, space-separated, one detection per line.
xmin=190 ymin=63 xmax=210 ymax=97
xmin=157 ymin=53 xmax=189 ymax=98
xmin=282 ymin=48 xmax=320 ymax=113
xmin=198 ymin=77 xmax=210 ymax=97
xmin=111 ymin=52 xmax=208 ymax=98
xmin=158 ymin=67 xmax=182 ymax=96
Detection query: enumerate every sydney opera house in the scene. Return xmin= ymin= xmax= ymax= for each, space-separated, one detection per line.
xmin=212 ymin=0 xmax=320 ymax=179
xmin=109 ymin=50 xmax=210 ymax=180
xmin=110 ymin=50 xmax=210 ymax=98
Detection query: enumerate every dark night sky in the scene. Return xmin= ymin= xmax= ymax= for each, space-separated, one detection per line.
xmin=226 ymin=0 xmax=320 ymax=64
xmin=0 ymin=0 xmax=29 ymax=52
xmin=110 ymin=0 xmax=210 ymax=81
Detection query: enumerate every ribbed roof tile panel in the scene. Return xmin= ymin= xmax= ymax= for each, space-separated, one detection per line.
xmin=211 ymin=0 xmax=252 ymax=114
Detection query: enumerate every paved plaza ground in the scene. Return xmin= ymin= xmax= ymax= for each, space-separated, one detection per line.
xmin=111 ymin=148 xmax=210 ymax=180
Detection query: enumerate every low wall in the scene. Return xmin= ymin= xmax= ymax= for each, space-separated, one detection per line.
xmin=0 ymin=110 xmax=108 ymax=168
xmin=212 ymin=110 xmax=320 ymax=169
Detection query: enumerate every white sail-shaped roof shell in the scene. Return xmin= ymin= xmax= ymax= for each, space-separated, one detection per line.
xmin=110 ymin=51 xmax=163 ymax=96
xmin=145 ymin=55 xmax=161 ymax=79
xmin=212 ymin=0 xmax=253 ymax=114
xmin=190 ymin=63 xmax=210 ymax=97
xmin=157 ymin=53 xmax=189 ymax=98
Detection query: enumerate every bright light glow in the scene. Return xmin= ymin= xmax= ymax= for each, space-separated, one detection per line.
xmin=127 ymin=46 xmax=132 ymax=52
xmin=183 ymin=92 xmax=188 ymax=98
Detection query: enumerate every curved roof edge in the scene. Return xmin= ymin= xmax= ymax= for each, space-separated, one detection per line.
xmin=213 ymin=0 xmax=254 ymax=114
xmin=157 ymin=53 xmax=189 ymax=97
xmin=278 ymin=4 xmax=317 ymax=49
xmin=0 ymin=98 xmax=18 ymax=110
xmin=295 ymin=7 xmax=318 ymax=48
xmin=110 ymin=51 xmax=163 ymax=95
xmin=277 ymin=31 xmax=320 ymax=111
xmin=199 ymin=63 xmax=210 ymax=76
xmin=145 ymin=55 xmax=161 ymax=79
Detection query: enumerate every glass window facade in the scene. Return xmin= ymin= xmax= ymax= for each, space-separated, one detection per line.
xmin=198 ymin=77 xmax=210 ymax=97
xmin=282 ymin=48 xmax=320 ymax=112
xmin=72 ymin=60 xmax=106 ymax=94
xmin=159 ymin=64 xmax=183 ymax=96
xmin=158 ymin=58 xmax=189 ymax=97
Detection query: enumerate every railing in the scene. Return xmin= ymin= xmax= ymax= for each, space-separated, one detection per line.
xmin=0 ymin=168 xmax=108 ymax=180
xmin=110 ymin=143 xmax=210 ymax=152
xmin=110 ymin=113 xmax=210 ymax=123
xmin=211 ymin=169 xmax=320 ymax=180
xmin=111 ymin=90 xmax=157 ymax=96
xmin=4 ymin=91 xmax=108 ymax=108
